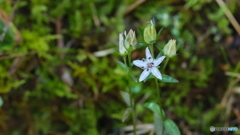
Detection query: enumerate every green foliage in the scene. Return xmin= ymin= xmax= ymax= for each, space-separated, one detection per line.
xmin=164 ymin=119 xmax=181 ymax=135
xmin=0 ymin=21 xmax=16 ymax=51
xmin=144 ymin=102 xmax=165 ymax=119
xmin=0 ymin=64 xmax=25 ymax=93
xmin=122 ymin=107 xmax=132 ymax=122
xmin=0 ymin=0 xmax=239 ymax=134
xmin=0 ymin=96 xmax=3 ymax=107
xmin=120 ymin=91 xmax=131 ymax=106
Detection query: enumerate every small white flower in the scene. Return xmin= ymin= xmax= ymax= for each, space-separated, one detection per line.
xmin=133 ymin=47 xmax=165 ymax=82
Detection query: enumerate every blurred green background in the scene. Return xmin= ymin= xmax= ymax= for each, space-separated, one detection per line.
xmin=0 ymin=0 xmax=240 ymax=134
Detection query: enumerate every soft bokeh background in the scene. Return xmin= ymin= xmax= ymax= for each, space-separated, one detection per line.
xmin=0 ymin=0 xmax=240 ymax=135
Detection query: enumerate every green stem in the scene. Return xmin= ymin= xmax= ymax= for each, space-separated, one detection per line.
xmin=162 ymin=57 xmax=169 ymax=72
xmin=126 ymin=53 xmax=137 ymax=135
xmin=129 ymin=83 xmax=136 ymax=135
xmin=123 ymin=56 xmax=127 ymax=68
xmin=155 ymin=78 xmax=164 ymax=135
xmin=150 ymin=42 xmax=165 ymax=135
xmin=149 ymin=43 xmax=154 ymax=57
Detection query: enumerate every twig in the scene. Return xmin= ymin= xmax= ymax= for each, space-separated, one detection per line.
xmin=0 ymin=0 xmax=20 ymax=42
xmin=197 ymin=24 xmax=213 ymax=44
xmin=225 ymin=71 xmax=240 ymax=78
xmin=124 ymin=0 xmax=146 ymax=15
xmin=215 ymin=0 xmax=240 ymax=35
xmin=220 ymin=77 xmax=240 ymax=107
xmin=55 ymin=17 xmax=64 ymax=58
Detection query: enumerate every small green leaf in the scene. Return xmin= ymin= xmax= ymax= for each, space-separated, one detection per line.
xmin=160 ymin=75 xmax=179 ymax=83
xmin=157 ymin=27 xmax=164 ymax=37
xmin=117 ymin=61 xmax=129 ymax=71
xmin=134 ymin=42 xmax=149 ymax=48
xmin=164 ymin=119 xmax=181 ymax=135
xmin=138 ymin=26 xmax=144 ymax=39
xmin=122 ymin=107 xmax=132 ymax=122
xmin=0 ymin=96 xmax=3 ymax=107
xmin=144 ymin=102 xmax=165 ymax=119
xmin=120 ymin=91 xmax=131 ymax=106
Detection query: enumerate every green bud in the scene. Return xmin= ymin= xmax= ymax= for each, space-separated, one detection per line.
xmin=163 ymin=39 xmax=176 ymax=58
xmin=143 ymin=20 xmax=156 ymax=44
xmin=125 ymin=29 xmax=137 ymax=47
xmin=119 ymin=29 xmax=137 ymax=55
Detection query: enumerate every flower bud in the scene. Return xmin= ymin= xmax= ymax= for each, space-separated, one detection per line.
xmin=119 ymin=33 xmax=127 ymax=55
xmin=119 ymin=30 xmax=138 ymax=55
xmin=125 ymin=29 xmax=137 ymax=47
xmin=143 ymin=20 xmax=156 ymax=44
xmin=163 ymin=39 xmax=176 ymax=58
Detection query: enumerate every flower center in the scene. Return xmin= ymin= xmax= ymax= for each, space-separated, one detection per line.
xmin=147 ymin=63 xmax=154 ymax=68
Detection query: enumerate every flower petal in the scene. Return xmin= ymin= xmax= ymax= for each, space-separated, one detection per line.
xmin=133 ymin=60 xmax=147 ymax=69
xmin=153 ymin=56 xmax=165 ymax=66
xmin=145 ymin=47 xmax=153 ymax=61
xmin=119 ymin=33 xmax=127 ymax=55
xmin=151 ymin=67 xmax=162 ymax=80
xmin=139 ymin=69 xmax=151 ymax=82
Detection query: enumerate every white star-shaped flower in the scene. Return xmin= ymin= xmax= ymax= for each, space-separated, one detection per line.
xmin=133 ymin=47 xmax=165 ymax=82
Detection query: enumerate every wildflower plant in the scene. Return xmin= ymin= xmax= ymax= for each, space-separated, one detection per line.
xmin=117 ymin=19 xmax=181 ymax=135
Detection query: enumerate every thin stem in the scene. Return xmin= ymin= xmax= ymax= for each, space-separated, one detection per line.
xmin=126 ymin=52 xmax=137 ymax=135
xmin=129 ymin=83 xmax=136 ymax=135
xmin=149 ymin=43 xmax=154 ymax=57
xmin=155 ymin=78 xmax=164 ymax=135
xmin=162 ymin=57 xmax=169 ymax=72
xmin=128 ymin=52 xmax=132 ymax=68
xmin=123 ymin=56 xmax=127 ymax=68
xmin=150 ymin=42 xmax=165 ymax=135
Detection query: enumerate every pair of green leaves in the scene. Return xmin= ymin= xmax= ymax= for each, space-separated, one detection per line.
xmin=120 ymin=91 xmax=133 ymax=122
xmin=145 ymin=102 xmax=181 ymax=135
xmin=120 ymin=92 xmax=181 ymax=135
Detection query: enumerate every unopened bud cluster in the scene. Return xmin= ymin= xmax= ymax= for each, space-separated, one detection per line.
xmin=119 ymin=29 xmax=137 ymax=55
xmin=118 ymin=20 xmax=177 ymax=58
